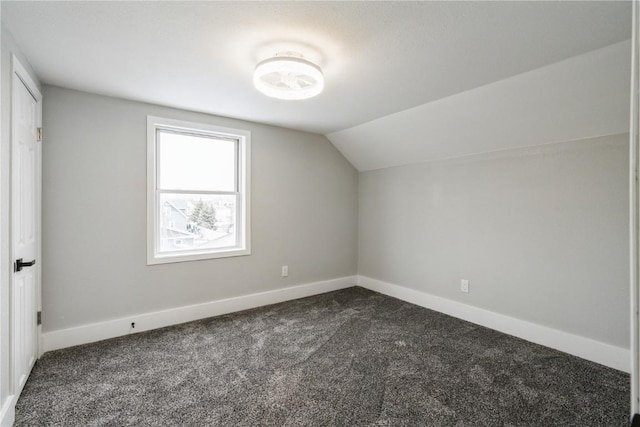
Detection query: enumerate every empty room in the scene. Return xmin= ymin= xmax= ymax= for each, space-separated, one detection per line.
xmin=1 ymin=1 xmax=639 ymax=426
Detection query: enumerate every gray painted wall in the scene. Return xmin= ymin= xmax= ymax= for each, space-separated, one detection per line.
xmin=0 ymin=23 xmax=40 ymax=411
xmin=42 ymin=86 xmax=358 ymax=332
xmin=359 ymin=134 xmax=629 ymax=348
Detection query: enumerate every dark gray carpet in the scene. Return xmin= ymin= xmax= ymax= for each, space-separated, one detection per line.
xmin=16 ymin=287 xmax=629 ymax=426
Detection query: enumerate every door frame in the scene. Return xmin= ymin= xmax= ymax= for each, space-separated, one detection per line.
xmin=631 ymin=0 xmax=640 ymax=422
xmin=9 ymin=54 xmax=42 ymax=390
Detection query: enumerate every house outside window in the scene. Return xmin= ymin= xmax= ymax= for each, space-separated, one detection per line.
xmin=147 ymin=116 xmax=251 ymax=264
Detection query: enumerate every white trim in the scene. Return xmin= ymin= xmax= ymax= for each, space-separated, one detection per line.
xmin=146 ymin=116 xmax=251 ymax=265
xmin=11 ymin=55 xmax=41 ymax=102
xmin=358 ymin=275 xmax=630 ymax=373
xmin=0 ymin=394 xmax=15 ymax=427
xmin=0 ymin=396 xmax=15 ymax=427
xmin=42 ymin=276 xmax=356 ymax=352
xmin=631 ymin=0 xmax=640 ymax=416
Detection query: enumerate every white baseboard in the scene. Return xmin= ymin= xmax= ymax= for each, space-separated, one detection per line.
xmin=42 ymin=276 xmax=356 ymax=353
xmin=0 ymin=394 xmax=15 ymax=427
xmin=358 ymin=275 xmax=630 ymax=373
xmin=41 ymin=273 xmax=630 ymax=372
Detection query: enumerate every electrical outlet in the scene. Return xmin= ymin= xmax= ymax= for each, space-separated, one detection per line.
xmin=282 ymin=266 xmax=289 ymax=277
xmin=461 ymin=279 xmax=469 ymax=293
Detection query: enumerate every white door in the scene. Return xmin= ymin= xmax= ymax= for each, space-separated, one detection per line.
xmin=11 ymin=58 xmax=42 ymax=397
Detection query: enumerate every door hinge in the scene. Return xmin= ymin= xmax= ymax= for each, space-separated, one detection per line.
xmin=37 ymin=311 xmax=41 ymax=326
xmin=36 ymin=127 xmax=42 ymax=142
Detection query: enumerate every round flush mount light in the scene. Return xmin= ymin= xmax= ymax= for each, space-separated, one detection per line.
xmin=253 ymin=53 xmax=324 ymax=100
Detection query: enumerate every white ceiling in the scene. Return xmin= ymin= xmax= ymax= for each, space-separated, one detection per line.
xmin=329 ymin=40 xmax=631 ymax=171
xmin=1 ymin=1 xmax=632 ymax=171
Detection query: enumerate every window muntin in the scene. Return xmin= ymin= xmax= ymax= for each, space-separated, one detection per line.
xmin=147 ymin=116 xmax=250 ymax=264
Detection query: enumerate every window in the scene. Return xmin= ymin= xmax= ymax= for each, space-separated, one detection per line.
xmin=147 ymin=116 xmax=250 ymax=264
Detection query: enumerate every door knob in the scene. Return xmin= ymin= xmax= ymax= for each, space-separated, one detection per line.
xmin=14 ymin=258 xmax=36 ymax=272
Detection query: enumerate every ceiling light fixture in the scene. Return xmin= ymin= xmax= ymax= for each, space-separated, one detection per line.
xmin=253 ymin=53 xmax=324 ymax=100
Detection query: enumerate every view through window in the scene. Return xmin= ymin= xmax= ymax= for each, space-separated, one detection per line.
xmin=147 ymin=117 xmax=250 ymax=264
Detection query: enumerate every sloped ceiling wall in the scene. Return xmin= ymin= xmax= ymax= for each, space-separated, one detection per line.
xmin=328 ymin=40 xmax=631 ymax=172
xmin=1 ymin=2 xmax=631 ymax=173
xmin=2 ymin=2 xmax=630 ymax=137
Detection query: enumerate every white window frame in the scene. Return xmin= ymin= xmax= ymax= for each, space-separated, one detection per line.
xmin=147 ymin=116 xmax=251 ymax=265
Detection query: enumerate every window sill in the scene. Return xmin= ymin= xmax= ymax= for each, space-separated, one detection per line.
xmin=147 ymin=248 xmax=251 ymax=265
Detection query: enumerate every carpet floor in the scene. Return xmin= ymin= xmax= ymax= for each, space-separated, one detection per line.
xmin=16 ymin=287 xmax=629 ymax=426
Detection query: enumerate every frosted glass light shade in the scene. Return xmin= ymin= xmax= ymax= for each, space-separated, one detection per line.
xmin=253 ymin=56 xmax=324 ymax=100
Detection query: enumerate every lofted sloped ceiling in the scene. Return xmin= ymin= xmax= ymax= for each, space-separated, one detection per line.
xmin=1 ymin=1 xmax=632 ymax=171
xmin=329 ymin=40 xmax=631 ymax=171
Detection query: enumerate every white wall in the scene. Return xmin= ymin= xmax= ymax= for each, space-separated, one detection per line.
xmin=359 ymin=134 xmax=629 ymax=349
xmin=0 ymin=22 xmax=40 ymax=423
xmin=41 ymin=86 xmax=358 ymax=333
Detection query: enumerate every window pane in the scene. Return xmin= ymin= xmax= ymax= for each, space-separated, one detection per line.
xmin=158 ymin=130 xmax=236 ymax=192
xmin=158 ymin=193 xmax=237 ymax=253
